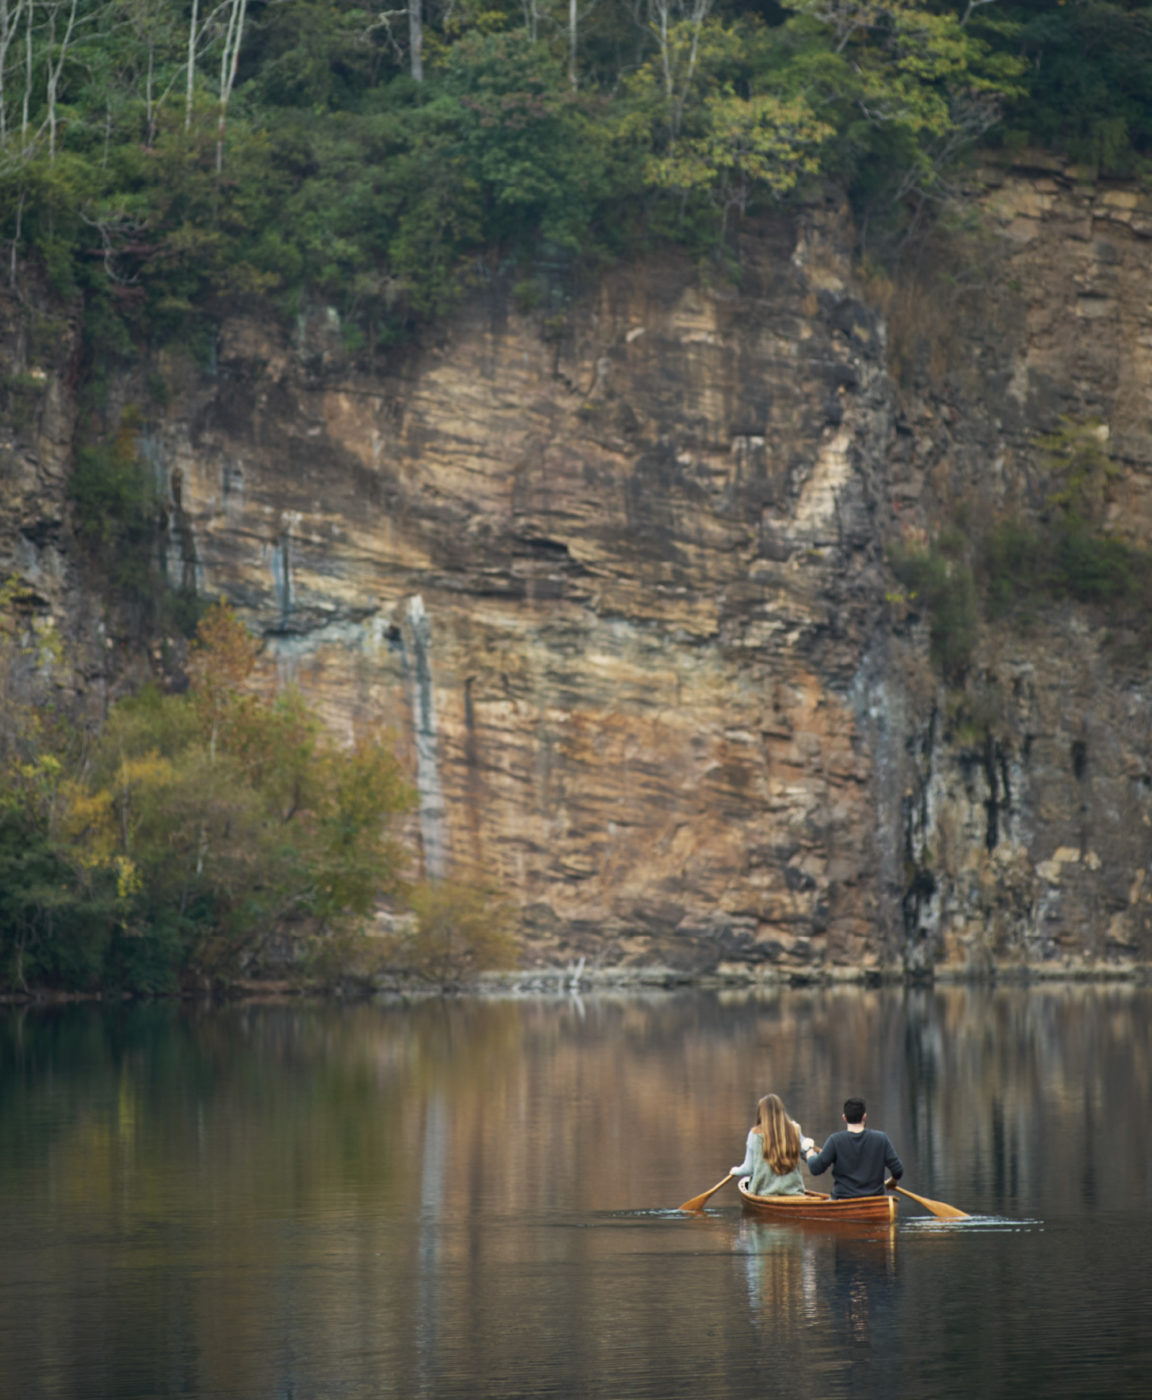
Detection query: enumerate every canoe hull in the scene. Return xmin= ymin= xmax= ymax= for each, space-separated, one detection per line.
xmin=738 ymin=1179 xmax=897 ymax=1223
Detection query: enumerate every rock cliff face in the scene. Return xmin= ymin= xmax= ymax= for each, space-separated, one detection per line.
xmin=0 ymin=292 xmax=109 ymax=719
xmin=140 ymin=204 xmax=900 ymax=975
xmin=5 ymin=158 xmax=1152 ymax=978
xmin=879 ymin=156 xmax=1152 ymax=978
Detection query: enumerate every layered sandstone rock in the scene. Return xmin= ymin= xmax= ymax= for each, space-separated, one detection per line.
xmin=133 ymin=204 xmax=897 ymax=974
xmin=883 ymin=154 xmax=1152 ymax=977
xmin=0 ymin=290 xmax=113 ymax=720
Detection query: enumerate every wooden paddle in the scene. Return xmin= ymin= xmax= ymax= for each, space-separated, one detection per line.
xmin=891 ymin=1184 xmax=968 ymax=1219
xmin=679 ymin=1173 xmax=735 ymax=1212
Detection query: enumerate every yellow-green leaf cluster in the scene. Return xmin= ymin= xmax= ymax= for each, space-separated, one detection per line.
xmin=0 ymin=600 xmax=421 ymax=991
xmin=647 ymin=91 xmax=832 ymax=210
xmin=394 ymin=879 xmax=518 ymax=983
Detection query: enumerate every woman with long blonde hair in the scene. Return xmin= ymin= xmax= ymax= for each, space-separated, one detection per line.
xmin=731 ymin=1094 xmax=815 ymax=1197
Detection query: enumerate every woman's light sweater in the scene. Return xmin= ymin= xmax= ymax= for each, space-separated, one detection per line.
xmin=731 ymin=1125 xmax=811 ymax=1196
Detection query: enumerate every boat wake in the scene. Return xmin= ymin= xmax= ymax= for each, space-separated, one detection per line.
xmin=902 ymin=1214 xmax=1043 ymax=1233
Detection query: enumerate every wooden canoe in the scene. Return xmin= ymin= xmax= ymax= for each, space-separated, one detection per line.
xmin=738 ymin=1178 xmax=898 ymax=1223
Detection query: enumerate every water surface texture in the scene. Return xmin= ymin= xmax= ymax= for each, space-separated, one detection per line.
xmin=1 ymin=986 xmax=1149 ymax=1399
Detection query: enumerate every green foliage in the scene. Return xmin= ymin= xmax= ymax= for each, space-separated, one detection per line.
xmin=632 ymin=18 xmax=833 ymax=228
xmin=0 ymin=152 xmax=101 ymax=298
xmin=1035 ymin=417 xmax=1120 ymax=527
xmin=2 ymin=371 xmax=49 ymax=435
xmin=895 ymin=420 xmax=1152 ymax=683
xmin=1057 ymin=527 xmax=1138 ymax=602
xmin=439 ymin=33 xmax=611 ymax=247
xmin=75 ymin=603 xmax=417 ymax=982
xmin=980 ymin=418 xmax=1146 ymax=611
xmin=889 ymin=540 xmax=978 ymax=683
xmin=0 ymin=602 xmax=422 ymax=994
xmin=995 ymin=0 xmax=1152 ymax=174
xmin=394 ymin=879 xmax=518 ymax=982
xmin=0 ymin=0 xmax=1062 ymax=346
xmin=69 ymin=406 xmax=216 ymax=632
xmin=981 ymin=519 xmax=1146 ymax=610
xmin=753 ymin=0 xmax=1026 ymax=242
xmin=648 ymin=89 xmax=829 ymax=212
xmin=5 ymin=0 xmax=1142 ymax=340
xmin=0 ymin=801 xmax=118 ymax=992
xmin=160 ymin=587 xmax=210 ymax=639
xmin=70 ymin=408 xmax=161 ymax=610
xmin=980 ymin=519 xmax=1049 ymax=618
xmin=1 ymin=0 xmax=1146 ymax=345
xmin=0 ymin=590 xmax=119 ymax=989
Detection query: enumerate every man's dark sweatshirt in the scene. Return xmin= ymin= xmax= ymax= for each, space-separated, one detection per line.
xmin=806 ymin=1128 xmax=903 ymax=1198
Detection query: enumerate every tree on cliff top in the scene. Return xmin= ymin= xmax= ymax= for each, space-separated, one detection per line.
xmin=0 ymin=0 xmax=1076 ymax=346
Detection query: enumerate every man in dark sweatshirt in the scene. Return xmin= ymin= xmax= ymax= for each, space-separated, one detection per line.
xmin=804 ymin=1097 xmax=903 ymax=1198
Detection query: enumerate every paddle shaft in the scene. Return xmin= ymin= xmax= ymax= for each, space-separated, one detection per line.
xmin=679 ymin=1173 xmax=735 ymax=1212
xmin=893 ymin=1184 xmax=968 ymax=1219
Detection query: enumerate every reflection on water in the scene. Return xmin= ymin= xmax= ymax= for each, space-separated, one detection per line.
xmin=737 ymin=1216 xmax=899 ymax=1370
xmin=0 ymin=987 xmax=1150 ymax=1399
xmin=902 ymin=1215 xmax=1043 ymax=1232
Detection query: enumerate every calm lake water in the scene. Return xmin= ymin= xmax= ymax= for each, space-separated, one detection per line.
xmin=1 ymin=986 xmax=1150 ymax=1399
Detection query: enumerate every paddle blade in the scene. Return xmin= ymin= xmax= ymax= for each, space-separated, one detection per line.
xmin=896 ymin=1186 xmax=968 ymax=1219
xmin=679 ymin=1173 xmax=734 ymax=1212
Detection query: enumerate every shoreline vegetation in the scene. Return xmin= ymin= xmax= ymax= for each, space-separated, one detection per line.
xmin=2 ymin=959 xmax=1150 ymax=1006
xmin=0 ymin=600 xmax=517 ymax=997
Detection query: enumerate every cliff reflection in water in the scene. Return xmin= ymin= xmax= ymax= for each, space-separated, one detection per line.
xmin=0 ymin=985 xmax=1149 ymax=1399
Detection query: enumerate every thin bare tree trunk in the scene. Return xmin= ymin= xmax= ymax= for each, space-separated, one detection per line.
xmin=44 ymin=0 xmax=80 ymax=163
xmin=648 ymin=0 xmax=712 ymax=139
xmin=145 ymin=39 xmax=154 ymax=144
xmin=0 ymin=0 xmax=31 ymax=144
xmin=409 ymin=0 xmax=422 ymax=80
xmin=21 ymin=0 xmax=32 ymax=143
xmin=215 ymin=0 xmax=247 ymax=173
xmin=185 ymin=0 xmax=198 ymax=128
xmin=9 ymin=189 xmax=23 ymax=284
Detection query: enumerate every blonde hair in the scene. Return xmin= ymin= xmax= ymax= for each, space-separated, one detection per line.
xmin=753 ymin=1094 xmax=801 ymax=1175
